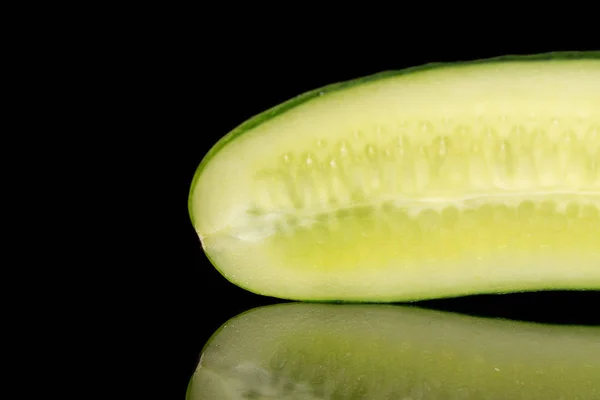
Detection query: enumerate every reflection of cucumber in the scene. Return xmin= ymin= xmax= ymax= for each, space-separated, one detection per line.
xmin=189 ymin=52 xmax=600 ymax=302
xmin=187 ymin=303 xmax=600 ymax=400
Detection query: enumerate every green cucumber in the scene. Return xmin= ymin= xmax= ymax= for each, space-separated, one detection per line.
xmin=187 ymin=303 xmax=600 ymax=399
xmin=189 ymin=52 xmax=600 ymax=302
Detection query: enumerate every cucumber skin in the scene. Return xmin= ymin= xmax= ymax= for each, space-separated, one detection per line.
xmin=188 ymin=51 xmax=599 ymax=227
xmin=188 ymin=51 xmax=600 ymax=302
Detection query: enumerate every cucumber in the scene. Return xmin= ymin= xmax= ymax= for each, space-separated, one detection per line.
xmin=189 ymin=52 xmax=600 ymax=302
xmin=187 ymin=303 xmax=600 ymax=399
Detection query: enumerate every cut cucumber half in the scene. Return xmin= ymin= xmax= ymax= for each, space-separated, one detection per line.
xmin=189 ymin=52 xmax=600 ymax=302
xmin=187 ymin=303 xmax=600 ymax=400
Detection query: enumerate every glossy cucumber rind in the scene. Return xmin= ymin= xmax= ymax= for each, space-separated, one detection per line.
xmin=188 ymin=51 xmax=599 ymax=226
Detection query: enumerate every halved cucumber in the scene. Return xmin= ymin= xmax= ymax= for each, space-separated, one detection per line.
xmin=189 ymin=52 xmax=600 ymax=302
xmin=187 ymin=303 xmax=600 ymax=399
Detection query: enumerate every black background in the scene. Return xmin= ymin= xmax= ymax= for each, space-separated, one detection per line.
xmin=172 ymin=41 xmax=599 ymax=399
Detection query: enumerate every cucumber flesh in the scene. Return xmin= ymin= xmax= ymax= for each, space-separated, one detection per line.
xmin=189 ymin=52 xmax=600 ymax=302
xmin=187 ymin=303 xmax=600 ymax=400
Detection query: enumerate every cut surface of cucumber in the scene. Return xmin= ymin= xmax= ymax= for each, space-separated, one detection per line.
xmin=189 ymin=52 xmax=600 ymax=302
xmin=187 ymin=303 xmax=600 ymax=400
